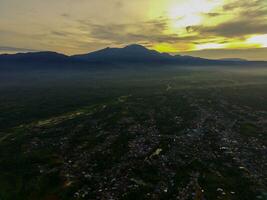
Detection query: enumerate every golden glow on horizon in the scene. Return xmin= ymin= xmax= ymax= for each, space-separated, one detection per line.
xmin=153 ymin=43 xmax=194 ymax=53
xmin=196 ymin=43 xmax=225 ymax=50
xmin=153 ymin=43 xmax=178 ymax=53
xmin=167 ymin=0 xmax=221 ymax=27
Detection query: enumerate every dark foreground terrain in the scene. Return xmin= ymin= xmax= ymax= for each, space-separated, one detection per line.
xmin=0 ymin=65 xmax=266 ymax=200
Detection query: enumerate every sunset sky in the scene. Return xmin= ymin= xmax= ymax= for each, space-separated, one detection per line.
xmin=0 ymin=0 xmax=267 ymax=60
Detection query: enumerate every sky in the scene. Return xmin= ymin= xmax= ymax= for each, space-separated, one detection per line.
xmin=0 ymin=0 xmax=267 ymax=60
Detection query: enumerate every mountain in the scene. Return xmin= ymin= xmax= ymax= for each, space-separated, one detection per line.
xmin=72 ymin=44 xmax=174 ymax=63
xmin=0 ymin=44 xmax=266 ymax=68
xmin=72 ymin=44 xmax=216 ymax=65
xmin=0 ymin=51 xmax=69 ymax=63
xmin=0 ymin=51 xmax=74 ymax=69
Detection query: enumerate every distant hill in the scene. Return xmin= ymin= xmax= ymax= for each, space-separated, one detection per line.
xmin=0 ymin=51 xmax=69 ymax=63
xmin=219 ymin=58 xmax=248 ymax=62
xmin=0 ymin=44 xmax=266 ymax=68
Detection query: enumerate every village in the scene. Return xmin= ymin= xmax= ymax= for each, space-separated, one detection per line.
xmin=14 ymin=90 xmax=266 ymax=200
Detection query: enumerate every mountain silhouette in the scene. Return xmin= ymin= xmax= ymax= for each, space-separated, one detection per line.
xmin=72 ymin=44 xmax=173 ymax=63
xmin=0 ymin=51 xmax=69 ymax=62
xmin=0 ymin=44 xmax=266 ymax=68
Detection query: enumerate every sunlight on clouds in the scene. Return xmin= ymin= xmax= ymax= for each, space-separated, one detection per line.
xmin=148 ymin=0 xmax=223 ymax=28
xmin=195 ymin=38 xmax=263 ymax=51
xmin=196 ymin=43 xmax=225 ymax=50
xmin=167 ymin=0 xmax=223 ymax=28
xmin=247 ymin=34 xmax=267 ymax=47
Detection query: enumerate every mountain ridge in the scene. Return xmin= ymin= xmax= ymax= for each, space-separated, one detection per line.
xmin=0 ymin=44 xmax=266 ymax=67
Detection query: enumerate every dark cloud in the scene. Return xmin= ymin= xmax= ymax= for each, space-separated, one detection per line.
xmin=189 ymin=0 xmax=267 ymax=39
xmin=223 ymin=0 xmax=266 ymax=11
xmin=191 ymin=20 xmax=267 ymax=37
xmin=202 ymin=12 xmax=222 ymax=17
xmin=223 ymin=0 xmax=267 ymax=20
xmin=61 ymin=13 xmax=71 ymax=18
xmin=0 ymin=46 xmax=38 ymax=52
xmin=184 ymin=0 xmax=266 ymax=39
xmin=240 ymin=7 xmax=267 ymax=19
xmin=77 ymin=19 xmax=201 ymax=46
xmin=51 ymin=31 xmax=68 ymax=37
xmin=186 ymin=26 xmax=194 ymax=33
xmin=115 ymin=1 xmax=124 ymax=8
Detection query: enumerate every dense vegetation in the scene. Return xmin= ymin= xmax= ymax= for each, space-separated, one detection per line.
xmin=0 ymin=65 xmax=266 ymax=200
